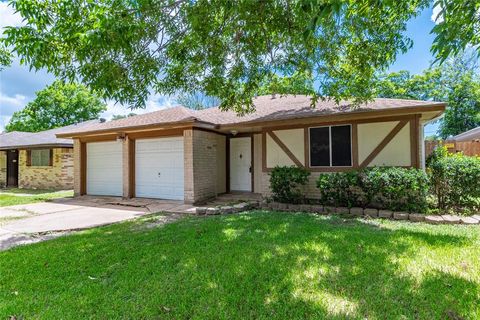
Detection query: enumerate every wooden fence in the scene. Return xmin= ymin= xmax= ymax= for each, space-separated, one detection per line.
xmin=425 ymin=140 xmax=480 ymax=158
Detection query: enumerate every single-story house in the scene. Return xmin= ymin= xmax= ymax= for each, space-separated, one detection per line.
xmin=56 ymin=95 xmax=446 ymax=204
xmin=452 ymin=126 xmax=480 ymax=142
xmin=0 ymin=121 xmax=100 ymax=189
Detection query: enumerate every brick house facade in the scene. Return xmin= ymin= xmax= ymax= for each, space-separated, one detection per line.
xmin=0 ymin=121 xmax=97 ymax=190
xmin=58 ymin=95 xmax=446 ymax=204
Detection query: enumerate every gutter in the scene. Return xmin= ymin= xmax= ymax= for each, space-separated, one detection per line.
xmin=0 ymin=143 xmax=73 ymax=150
xmin=55 ymin=119 xmax=218 ymax=138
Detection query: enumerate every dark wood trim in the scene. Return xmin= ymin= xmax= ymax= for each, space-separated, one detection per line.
xmin=359 ymin=120 xmax=409 ymax=168
xmin=193 ymin=127 xmax=228 ymax=136
xmin=262 ymin=115 xmax=418 ymax=172
xmin=127 ymin=128 xmax=184 ymax=140
xmin=259 ymin=114 xmax=415 ymax=132
xmin=304 ymin=127 xmax=309 ymax=167
xmin=262 ymin=131 xmax=267 ymax=172
xmin=56 ymin=120 xmax=214 ymax=138
xmin=416 ymin=114 xmax=421 ymax=168
xmin=225 ymin=137 xmax=230 ymax=193
xmin=2 ymin=144 xmax=72 ymax=151
xmin=219 ymin=108 xmax=438 ymax=131
xmin=267 ymin=130 xmax=304 ymax=167
xmin=127 ymin=138 xmax=135 ymax=198
xmin=80 ymin=142 xmax=87 ymax=195
xmin=262 ymin=166 xmax=357 ymax=173
xmin=49 ymin=148 xmax=54 ymax=166
xmin=228 ymin=132 xmax=254 ymax=138
xmin=26 ymin=149 xmax=31 ymax=166
xmin=79 ymin=134 xmax=118 ymax=143
xmin=352 ymin=123 xmax=359 ymax=168
xmin=251 ymin=135 xmax=254 ymax=192
xmin=262 ymin=115 xmax=414 ymax=172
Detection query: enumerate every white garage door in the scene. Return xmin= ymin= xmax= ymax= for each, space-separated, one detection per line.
xmin=87 ymin=141 xmax=123 ymax=196
xmin=135 ymin=137 xmax=184 ymax=200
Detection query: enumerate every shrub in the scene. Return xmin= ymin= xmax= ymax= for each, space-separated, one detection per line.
xmin=316 ymin=167 xmax=429 ymax=212
xmin=269 ymin=166 xmax=310 ymax=203
xmin=427 ymin=147 xmax=480 ymax=214
xmin=316 ymin=171 xmax=365 ymax=208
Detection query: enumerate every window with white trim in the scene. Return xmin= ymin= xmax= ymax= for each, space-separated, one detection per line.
xmin=31 ymin=149 xmax=51 ymax=166
xmin=309 ymin=125 xmax=352 ymax=167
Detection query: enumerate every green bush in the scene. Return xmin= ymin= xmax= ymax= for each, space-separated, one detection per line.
xmin=427 ymin=147 xmax=480 ymax=214
xmin=269 ymin=166 xmax=310 ymax=203
xmin=316 ymin=171 xmax=366 ymax=208
xmin=316 ymin=167 xmax=429 ymax=212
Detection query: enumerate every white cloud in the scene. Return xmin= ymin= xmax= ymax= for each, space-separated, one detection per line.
xmin=0 ymin=92 xmax=26 ymax=107
xmin=431 ymin=4 xmax=444 ymax=24
xmin=0 ymin=1 xmax=24 ymax=30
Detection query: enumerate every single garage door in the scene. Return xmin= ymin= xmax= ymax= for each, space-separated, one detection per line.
xmin=135 ymin=137 xmax=184 ymax=200
xmin=87 ymin=141 xmax=123 ymax=196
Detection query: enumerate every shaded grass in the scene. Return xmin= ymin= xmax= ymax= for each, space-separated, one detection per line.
xmin=0 ymin=190 xmax=73 ymax=207
xmin=0 ymin=211 xmax=479 ymax=319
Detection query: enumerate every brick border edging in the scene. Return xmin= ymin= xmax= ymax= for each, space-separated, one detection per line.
xmin=195 ymin=201 xmax=480 ymax=225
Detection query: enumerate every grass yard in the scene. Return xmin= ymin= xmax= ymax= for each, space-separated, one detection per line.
xmin=0 ymin=189 xmax=73 ymax=207
xmin=0 ymin=211 xmax=479 ymax=319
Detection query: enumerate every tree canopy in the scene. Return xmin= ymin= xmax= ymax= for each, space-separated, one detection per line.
xmin=1 ymin=0 xmax=478 ymax=113
xmin=0 ymin=44 xmax=12 ymax=71
xmin=375 ymin=52 xmax=480 ymax=139
xmin=1 ymin=0 xmax=430 ymax=112
xmin=5 ymin=81 xmax=107 ymax=132
xmin=431 ymin=0 xmax=480 ymax=62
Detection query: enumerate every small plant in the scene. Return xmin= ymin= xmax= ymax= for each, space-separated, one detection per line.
xmin=427 ymin=147 xmax=480 ymax=215
xmin=269 ymin=166 xmax=310 ymax=203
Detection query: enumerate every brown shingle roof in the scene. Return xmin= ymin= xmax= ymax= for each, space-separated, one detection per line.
xmin=0 ymin=120 xmax=100 ymax=150
xmin=58 ymin=106 xmax=200 ymax=136
xmin=197 ymin=95 xmax=445 ymax=125
xmin=57 ymin=95 xmax=446 ymax=137
xmin=452 ymin=126 xmax=480 ymax=142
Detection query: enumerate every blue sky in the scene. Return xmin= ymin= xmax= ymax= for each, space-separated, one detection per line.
xmin=0 ymin=3 xmax=441 ymax=134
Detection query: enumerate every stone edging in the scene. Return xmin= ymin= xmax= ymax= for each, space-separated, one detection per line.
xmin=195 ymin=201 xmax=480 ymax=225
xmin=195 ymin=202 xmax=258 ymax=216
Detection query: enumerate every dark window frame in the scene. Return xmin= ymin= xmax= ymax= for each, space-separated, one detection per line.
xmin=308 ymin=124 xmax=353 ymax=168
xmin=27 ymin=148 xmax=53 ymax=167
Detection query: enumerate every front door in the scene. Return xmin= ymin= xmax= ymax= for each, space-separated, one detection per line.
xmin=6 ymin=149 xmax=19 ymax=187
xmin=230 ymin=137 xmax=252 ymax=191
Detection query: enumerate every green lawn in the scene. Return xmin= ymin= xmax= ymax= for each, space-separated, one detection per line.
xmin=0 ymin=212 xmax=479 ymax=319
xmin=0 ymin=189 xmax=73 ymax=207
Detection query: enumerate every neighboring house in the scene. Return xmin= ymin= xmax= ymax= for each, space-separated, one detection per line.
xmin=452 ymin=126 xmax=480 ymax=142
xmin=57 ymin=95 xmax=446 ymax=204
xmin=0 ymin=121 xmax=100 ymax=189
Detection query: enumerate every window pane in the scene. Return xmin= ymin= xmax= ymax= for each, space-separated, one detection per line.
xmin=331 ymin=125 xmax=352 ymax=166
xmin=310 ymin=127 xmax=330 ymax=166
xmin=41 ymin=149 xmax=50 ymax=166
xmin=31 ymin=149 xmax=50 ymax=166
xmin=31 ymin=150 xmax=40 ymax=166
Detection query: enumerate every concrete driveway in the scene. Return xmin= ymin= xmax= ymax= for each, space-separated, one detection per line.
xmin=0 ymin=196 xmax=193 ymax=250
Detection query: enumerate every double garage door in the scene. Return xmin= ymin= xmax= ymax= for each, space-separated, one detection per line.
xmin=86 ymin=137 xmax=184 ymax=200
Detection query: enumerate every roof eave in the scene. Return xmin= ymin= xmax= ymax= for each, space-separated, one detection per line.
xmin=217 ymin=103 xmax=447 ymax=130
xmin=55 ymin=119 xmax=217 ymax=138
xmin=0 ymin=143 xmax=73 ymax=150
